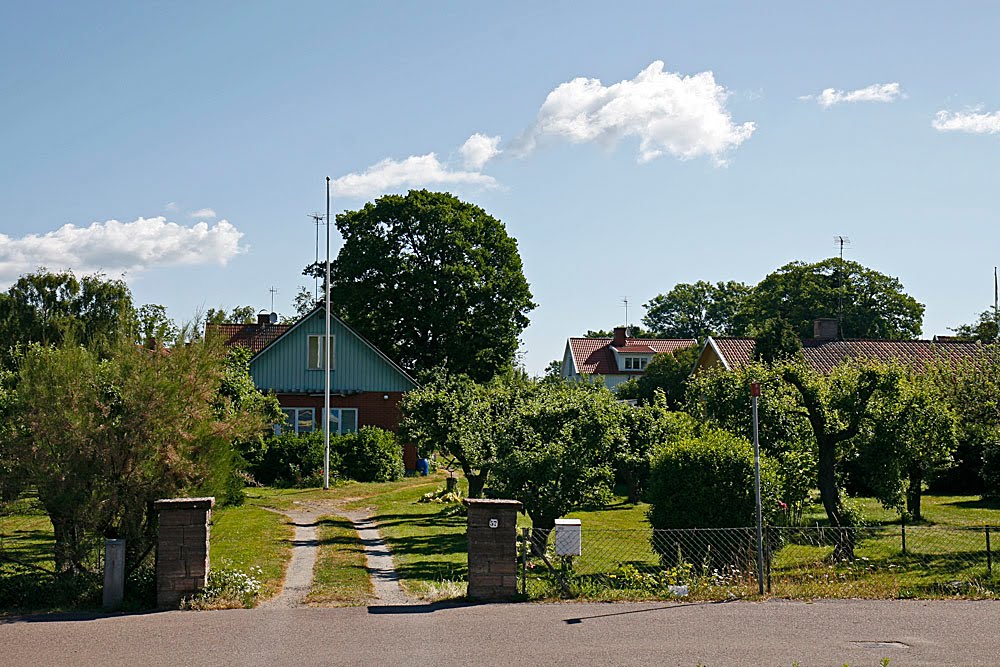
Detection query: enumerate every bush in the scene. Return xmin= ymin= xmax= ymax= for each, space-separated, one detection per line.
xmin=250 ymin=431 xmax=331 ymax=487
xmin=981 ymin=440 xmax=1000 ymax=499
xmin=647 ymin=428 xmax=780 ymax=570
xmin=334 ymin=427 xmax=404 ymax=482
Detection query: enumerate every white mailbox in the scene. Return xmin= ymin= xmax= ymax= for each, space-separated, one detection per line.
xmin=554 ymin=518 xmax=582 ymax=556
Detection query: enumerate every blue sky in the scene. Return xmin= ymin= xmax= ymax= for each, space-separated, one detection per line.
xmin=2 ymin=2 xmax=999 ymax=373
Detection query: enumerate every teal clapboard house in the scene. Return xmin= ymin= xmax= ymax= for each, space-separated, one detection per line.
xmin=208 ymin=305 xmax=418 ymax=442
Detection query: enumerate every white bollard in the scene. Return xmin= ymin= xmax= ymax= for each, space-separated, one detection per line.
xmin=103 ymin=538 xmax=126 ymax=611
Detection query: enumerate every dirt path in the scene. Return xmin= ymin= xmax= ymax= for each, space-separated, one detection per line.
xmin=259 ymin=500 xmax=412 ymax=608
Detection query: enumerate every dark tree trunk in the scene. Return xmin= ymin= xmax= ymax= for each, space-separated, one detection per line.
xmin=817 ymin=436 xmax=855 ymax=560
xmin=466 ymin=472 xmax=487 ymax=499
xmin=529 ymin=515 xmax=556 ymax=557
xmin=51 ymin=515 xmax=87 ymax=575
xmin=906 ymin=465 xmax=923 ymax=522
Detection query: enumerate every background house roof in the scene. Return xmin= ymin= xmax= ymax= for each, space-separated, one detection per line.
xmin=568 ymin=337 xmax=697 ymax=375
xmin=707 ymin=336 xmax=983 ymax=374
xmin=206 ymin=322 xmax=291 ymax=354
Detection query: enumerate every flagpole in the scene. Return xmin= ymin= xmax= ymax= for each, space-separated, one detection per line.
xmin=323 ymin=177 xmax=331 ymax=490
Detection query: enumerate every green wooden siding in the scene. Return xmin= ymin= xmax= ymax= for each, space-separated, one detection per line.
xmin=250 ymin=310 xmax=416 ymax=393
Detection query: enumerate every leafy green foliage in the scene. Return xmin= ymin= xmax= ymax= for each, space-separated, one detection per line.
xmin=753 ymin=317 xmax=803 ymax=364
xmin=0 ymin=270 xmax=135 ymax=366
xmin=491 ymin=380 xmax=626 ymax=533
xmin=647 ymin=428 xmax=780 ymax=529
xmin=856 ymin=373 xmax=958 ymax=519
xmin=583 ymin=326 xmax=657 ymax=339
xmin=618 ymin=396 xmax=699 ymax=503
xmin=743 ymin=258 xmax=924 ymax=339
xmin=616 ymin=345 xmax=701 ymax=408
xmin=401 ymin=371 xmax=527 ymax=497
xmin=306 ymin=190 xmax=535 ymax=381
xmin=248 ymin=431 xmax=329 ymax=487
xmin=204 ymin=305 xmax=257 ymax=326
xmin=950 ymin=309 xmax=1000 ymax=343
xmin=338 ymin=427 xmax=404 ymax=483
xmin=135 ymin=304 xmax=178 ymax=346
xmin=0 ymin=336 xmax=270 ymax=574
xmin=642 ymin=280 xmax=751 ymax=338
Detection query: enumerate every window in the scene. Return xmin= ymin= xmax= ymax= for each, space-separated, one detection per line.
xmin=307 ymin=334 xmax=335 ymax=370
xmin=276 ymin=407 xmax=315 ymax=435
xmin=326 ymin=408 xmax=359 ymax=435
xmin=623 ymin=356 xmax=649 ymax=371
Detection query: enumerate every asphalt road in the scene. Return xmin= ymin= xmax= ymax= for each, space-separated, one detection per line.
xmin=2 ymin=599 xmax=998 ymax=666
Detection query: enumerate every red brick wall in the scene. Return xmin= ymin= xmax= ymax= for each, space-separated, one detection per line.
xmin=276 ymin=392 xmax=406 ymax=432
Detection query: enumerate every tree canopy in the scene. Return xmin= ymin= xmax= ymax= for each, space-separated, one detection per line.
xmin=0 ymin=270 xmax=134 ymax=365
xmin=306 ymin=190 xmax=535 ymax=382
xmin=743 ymin=258 xmax=924 ymax=340
xmin=642 ymin=280 xmax=751 ymax=338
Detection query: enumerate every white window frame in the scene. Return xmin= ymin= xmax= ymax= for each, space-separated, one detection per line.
xmin=276 ymin=407 xmax=315 ymax=435
xmin=307 ymin=334 xmax=335 ymax=370
xmin=326 ymin=407 xmax=359 ymax=436
xmin=623 ymin=356 xmax=649 ymax=371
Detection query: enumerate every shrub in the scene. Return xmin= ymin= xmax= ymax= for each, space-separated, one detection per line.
xmin=981 ymin=440 xmax=1000 ymax=499
xmin=251 ymin=431 xmax=331 ymax=487
xmin=647 ymin=428 xmax=780 ymax=570
xmin=334 ymin=427 xmax=404 ymax=482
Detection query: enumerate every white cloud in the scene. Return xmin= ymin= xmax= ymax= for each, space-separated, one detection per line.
xmin=189 ymin=208 xmax=217 ymax=219
xmin=330 ymin=153 xmax=498 ymax=199
xmin=165 ymin=202 xmax=179 ymax=212
xmin=801 ymin=82 xmax=904 ymax=108
xmin=515 ymin=60 xmax=755 ymax=164
xmin=0 ymin=217 xmax=245 ymax=284
xmin=460 ymin=133 xmax=502 ymax=170
xmin=932 ymin=108 xmax=1000 ymax=134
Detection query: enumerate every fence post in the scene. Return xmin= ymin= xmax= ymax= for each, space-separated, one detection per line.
xmin=987 ymin=525 xmax=992 ymax=576
xmin=901 ymin=516 xmax=907 ymax=556
xmin=520 ymin=527 xmax=528 ymax=596
xmin=764 ymin=525 xmax=772 ymax=594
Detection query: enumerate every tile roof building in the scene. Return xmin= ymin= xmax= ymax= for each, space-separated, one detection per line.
xmin=562 ymin=326 xmax=697 ymax=389
xmin=696 ymin=319 xmax=983 ymax=374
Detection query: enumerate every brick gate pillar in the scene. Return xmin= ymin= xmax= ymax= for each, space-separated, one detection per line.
xmin=154 ymin=497 xmax=214 ymax=608
xmin=463 ymin=498 xmax=522 ymax=601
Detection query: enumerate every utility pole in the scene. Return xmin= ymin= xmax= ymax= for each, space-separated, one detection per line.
xmin=323 ymin=179 xmax=332 ymax=491
xmin=751 ymin=381 xmax=765 ymax=596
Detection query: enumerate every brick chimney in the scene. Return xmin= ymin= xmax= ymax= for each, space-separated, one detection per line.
xmin=613 ymin=326 xmax=628 ymax=347
xmin=813 ymin=318 xmax=839 ymax=340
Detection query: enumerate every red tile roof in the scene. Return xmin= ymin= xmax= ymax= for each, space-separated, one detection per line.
xmin=206 ymin=322 xmax=291 ymax=355
xmin=707 ymin=337 xmax=983 ymax=374
xmin=568 ymin=337 xmax=697 ymax=375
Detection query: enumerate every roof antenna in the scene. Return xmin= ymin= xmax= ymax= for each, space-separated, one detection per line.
xmin=622 ymin=296 xmax=630 ymax=333
xmin=834 ymin=236 xmax=851 ymax=339
xmin=269 ymin=286 xmax=278 ymax=312
xmin=309 ymin=213 xmax=325 ymax=300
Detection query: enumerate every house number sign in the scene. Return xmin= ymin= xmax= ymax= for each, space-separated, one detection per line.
xmin=489 ymin=518 xmax=499 ymax=529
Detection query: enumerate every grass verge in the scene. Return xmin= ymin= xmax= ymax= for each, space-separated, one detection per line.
xmin=305 ymin=515 xmax=372 ymax=606
xmin=210 ymin=503 xmax=294 ymax=603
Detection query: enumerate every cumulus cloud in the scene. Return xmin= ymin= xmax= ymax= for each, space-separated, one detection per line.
xmin=460 ymin=133 xmax=502 ymax=170
xmin=515 ymin=60 xmax=755 ymax=164
xmin=0 ymin=217 xmax=245 ymax=284
xmin=932 ymin=108 xmax=1000 ymax=134
xmin=330 ymin=153 xmax=498 ymax=199
xmin=801 ymin=82 xmax=904 ymax=108
xmin=188 ymin=208 xmax=217 ymax=219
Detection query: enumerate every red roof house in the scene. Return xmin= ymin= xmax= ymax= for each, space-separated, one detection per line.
xmin=562 ymin=326 xmax=697 ymax=389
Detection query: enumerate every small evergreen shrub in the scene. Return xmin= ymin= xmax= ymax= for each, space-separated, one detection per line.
xmin=647 ymin=428 xmax=780 ymax=570
xmin=334 ymin=427 xmax=404 ymax=482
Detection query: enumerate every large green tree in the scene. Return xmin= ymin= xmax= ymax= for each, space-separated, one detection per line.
xmin=615 ymin=344 xmax=702 ymax=409
xmin=643 ymin=280 xmax=751 ymax=338
xmin=743 ymin=258 xmax=924 ymax=340
xmin=305 ymin=190 xmax=535 ymax=382
xmin=951 ymin=309 xmax=1000 ymax=343
xmin=0 ymin=270 xmax=135 ymax=365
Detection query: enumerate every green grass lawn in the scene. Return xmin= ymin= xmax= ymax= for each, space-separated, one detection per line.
xmin=209 ymin=503 xmax=295 ymax=601
xmin=304 ymin=515 xmax=373 ymax=606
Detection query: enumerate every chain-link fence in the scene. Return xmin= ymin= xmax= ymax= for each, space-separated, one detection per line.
xmin=519 ymin=524 xmax=999 ymax=600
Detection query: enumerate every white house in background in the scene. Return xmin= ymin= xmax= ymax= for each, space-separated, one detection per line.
xmin=561 ymin=326 xmax=698 ymax=390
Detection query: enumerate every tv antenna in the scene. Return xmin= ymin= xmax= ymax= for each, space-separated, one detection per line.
xmin=309 ymin=213 xmax=325 ymax=299
xmin=834 ymin=236 xmax=851 ymax=338
xmin=622 ymin=296 xmax=630 ymax=331
xmin=268 ymin=286 xmax=278 ymax=312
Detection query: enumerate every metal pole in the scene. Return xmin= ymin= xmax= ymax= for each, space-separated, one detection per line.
xmin=323 ymin=177 xmax=331 ymax=490
xmin=521 ymin=527 xmax=528 ymax=596
xmin=987 ymin=525 xmax=992 ymax=576
xmin=751 ymin=382 xmax=765 ymax=596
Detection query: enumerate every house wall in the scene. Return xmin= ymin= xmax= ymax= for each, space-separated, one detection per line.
xmin=276 ymin=391 xmax=406 ymax=432
xmin=250 ymin=310 xmax=415 ymax=394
